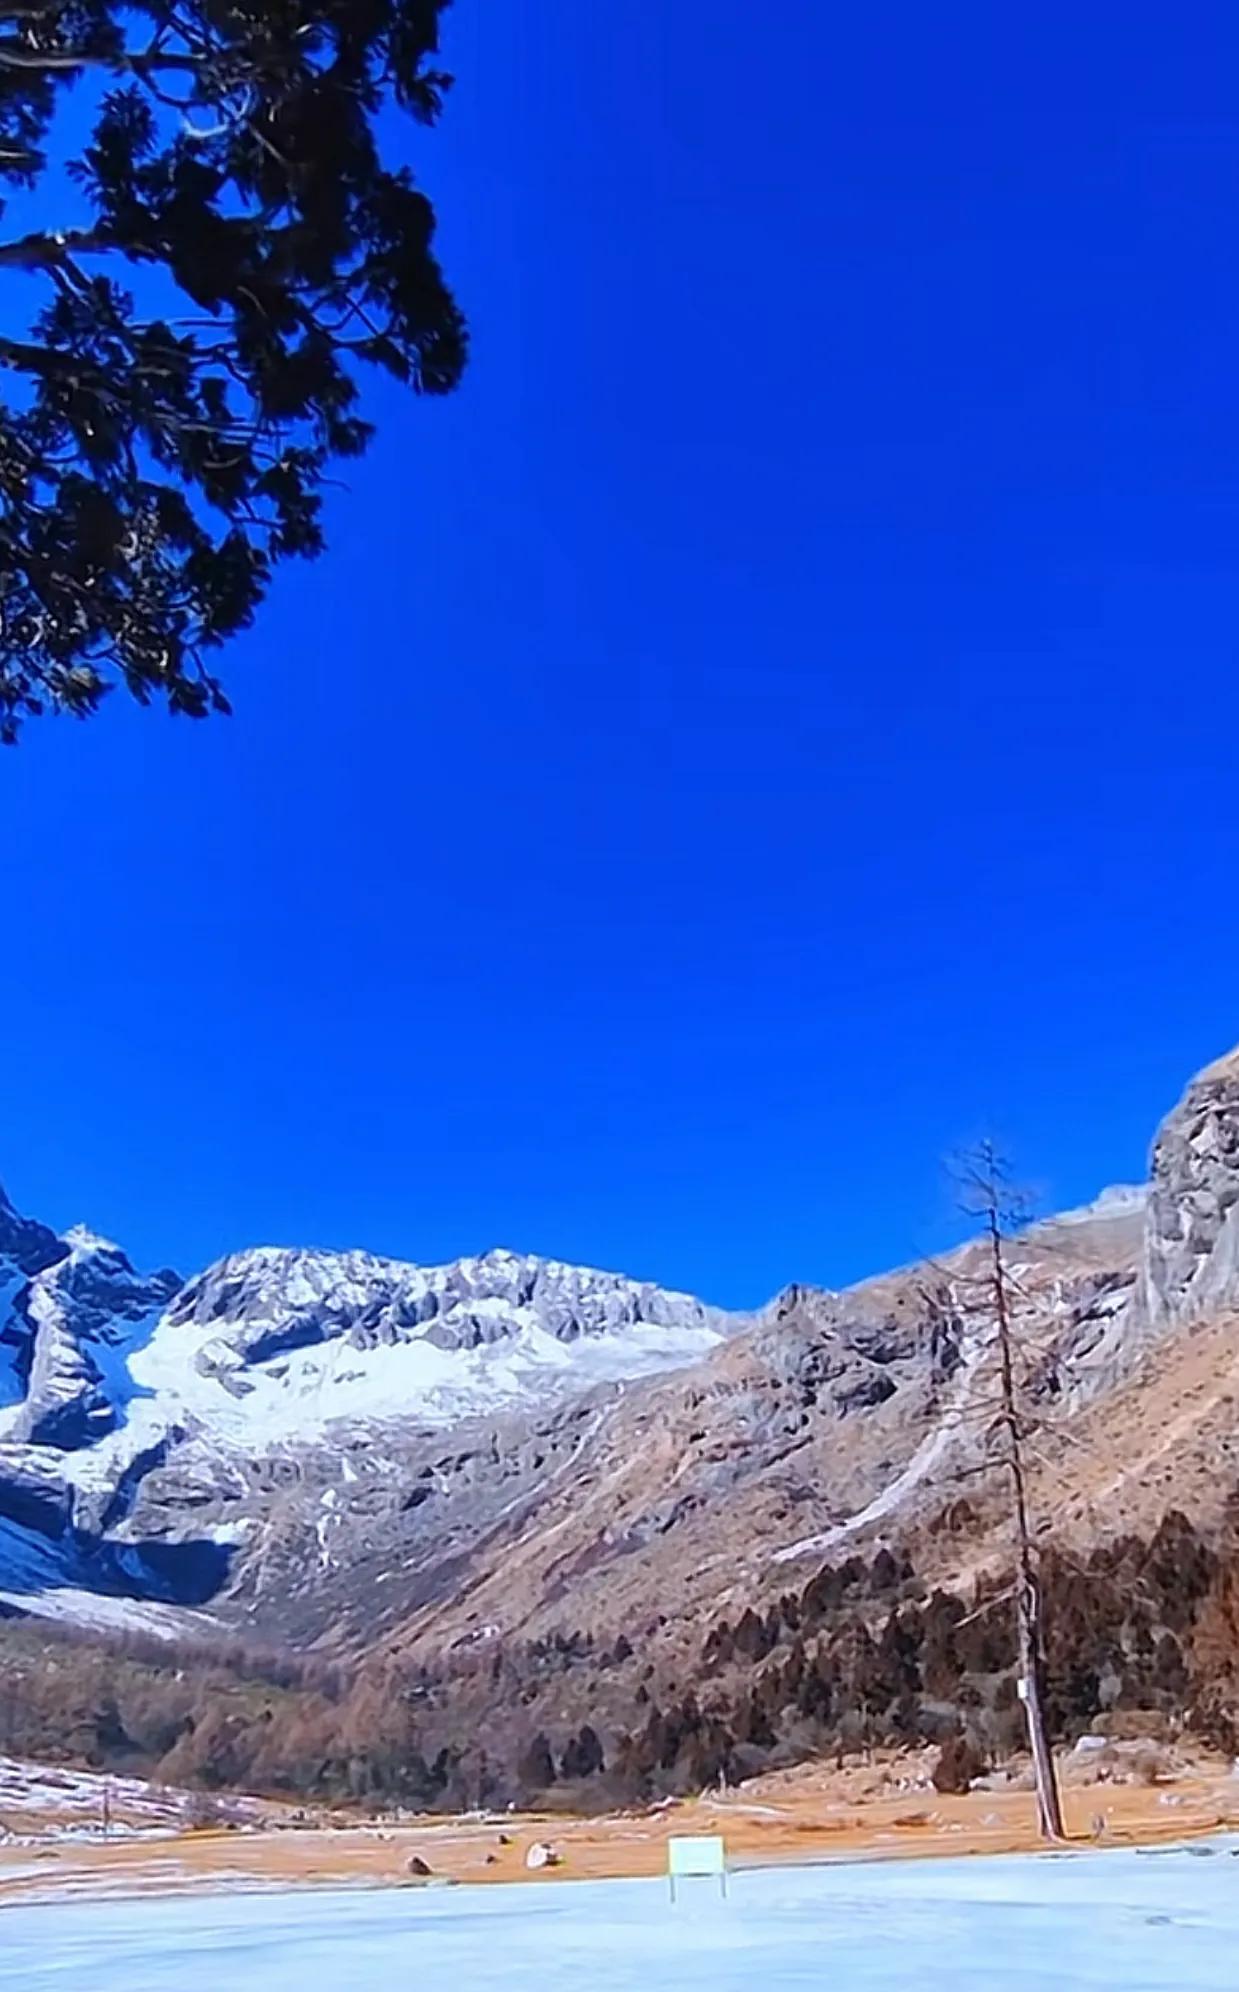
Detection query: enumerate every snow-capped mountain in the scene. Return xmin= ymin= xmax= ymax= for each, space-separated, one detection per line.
xmin=0 ymin=1189 xmax=736 ymax=1633
xmin=0 ymin=1207 xmax=727 ymax=1452
xmin=150 ymin=1243 xmax=727 ymax=1444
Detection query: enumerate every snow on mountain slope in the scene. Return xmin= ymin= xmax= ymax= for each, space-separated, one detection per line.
xmin=126 ymin=1308 xmax=726 ymax=1447
xmin=0 ymin=1217 xmax=730 ymax=1459
xmin=133 ymin=1243 xmax=731 ymax=1445
xmin=0 ymin=1192 xmax=738 ymax=1632
xmin=0 ymin=1514 xmax=206 ymax=1640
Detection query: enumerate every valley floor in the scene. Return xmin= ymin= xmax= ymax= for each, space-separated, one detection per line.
xmin=5 ymin=1845 xmax=1239 ymax=1991
xmin=1 ymin=1747 xmax=1237 ymax=1906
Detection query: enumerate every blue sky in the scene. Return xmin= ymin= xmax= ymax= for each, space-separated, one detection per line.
xmin=3 ymin=2 xmax=1239 ymax=1306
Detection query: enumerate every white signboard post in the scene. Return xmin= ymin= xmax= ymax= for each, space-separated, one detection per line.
xmin=667 ymin=1833 xmax=728 ymax=1903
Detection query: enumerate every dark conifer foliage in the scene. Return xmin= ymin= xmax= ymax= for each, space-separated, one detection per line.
xmin=0 ymin=1 xmax=466 ymax=738
xmin=3 ymin=1505 xmax=1238 ymax=1812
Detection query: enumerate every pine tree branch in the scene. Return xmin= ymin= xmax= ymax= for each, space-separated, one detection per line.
xmin=0 ymin=225 xmax=118 ymax=269
xmin=0 ymin=332 xmax=62 ymax=371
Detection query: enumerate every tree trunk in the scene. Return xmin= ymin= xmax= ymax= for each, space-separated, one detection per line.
xmin=1018 ymin=1568 xmax=1064 ymax=1840
xmin=985 ymin=1185 xmax=1066 ymax=1842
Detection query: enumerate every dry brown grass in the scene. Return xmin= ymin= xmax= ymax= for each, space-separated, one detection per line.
xmin=1 ymin=1746 xmax=1235 ymax=1908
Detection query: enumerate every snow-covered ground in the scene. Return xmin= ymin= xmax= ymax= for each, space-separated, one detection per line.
xmin=3 ymin=1846 xmax=1239 ymax=1989
xmin=0 ymin=1756 xmax=269 ymax=1842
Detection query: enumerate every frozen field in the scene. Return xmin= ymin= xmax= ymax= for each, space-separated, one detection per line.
xmin=3 ymin=1845 xmax=1238 ymax=1989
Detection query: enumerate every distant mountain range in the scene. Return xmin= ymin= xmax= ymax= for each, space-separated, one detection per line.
xmin=0 ymin=1206 xmax=736 ymax=1636
xmin=1 ymin=1043 xmax=1237 ymax=1722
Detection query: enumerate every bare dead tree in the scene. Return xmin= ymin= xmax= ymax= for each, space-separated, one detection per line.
xmin=957 ymin=1140 xmax=1066 ymax=1841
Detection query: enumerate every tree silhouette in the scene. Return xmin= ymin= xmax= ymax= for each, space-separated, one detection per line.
xmin=0 ymin=1 xmax=466 ymax=739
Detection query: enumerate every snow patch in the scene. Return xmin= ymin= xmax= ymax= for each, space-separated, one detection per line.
xmin=124 ymin=1285 xmax=727 ymax=1448
xmin=0 ymin=1516 xmax=208 ymax=1641
xmin=773 ymin=1323 xmax=987 ymax=1564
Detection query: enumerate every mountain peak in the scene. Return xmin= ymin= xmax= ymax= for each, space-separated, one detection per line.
xmin=61 ymin=1223 xmax=124 ymax=1258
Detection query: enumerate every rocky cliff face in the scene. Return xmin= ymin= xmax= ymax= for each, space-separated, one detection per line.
xmin=0 ymin=1187 xmax=65 ymax=1283
xmin=1142 ymin=1047 xmax=1239 ymax=1326
xmin=9 ymin=1233 xmax=180 ymax=1452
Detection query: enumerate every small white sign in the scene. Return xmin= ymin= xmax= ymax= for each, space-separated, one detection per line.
xmin=1016 ymin=1676 xmax=1029 ymax=1703
xmin=667 ymin=1834 xmax=727 ymax=1901
xmin=668 ymin=1834 xmax=725 ymax=1877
